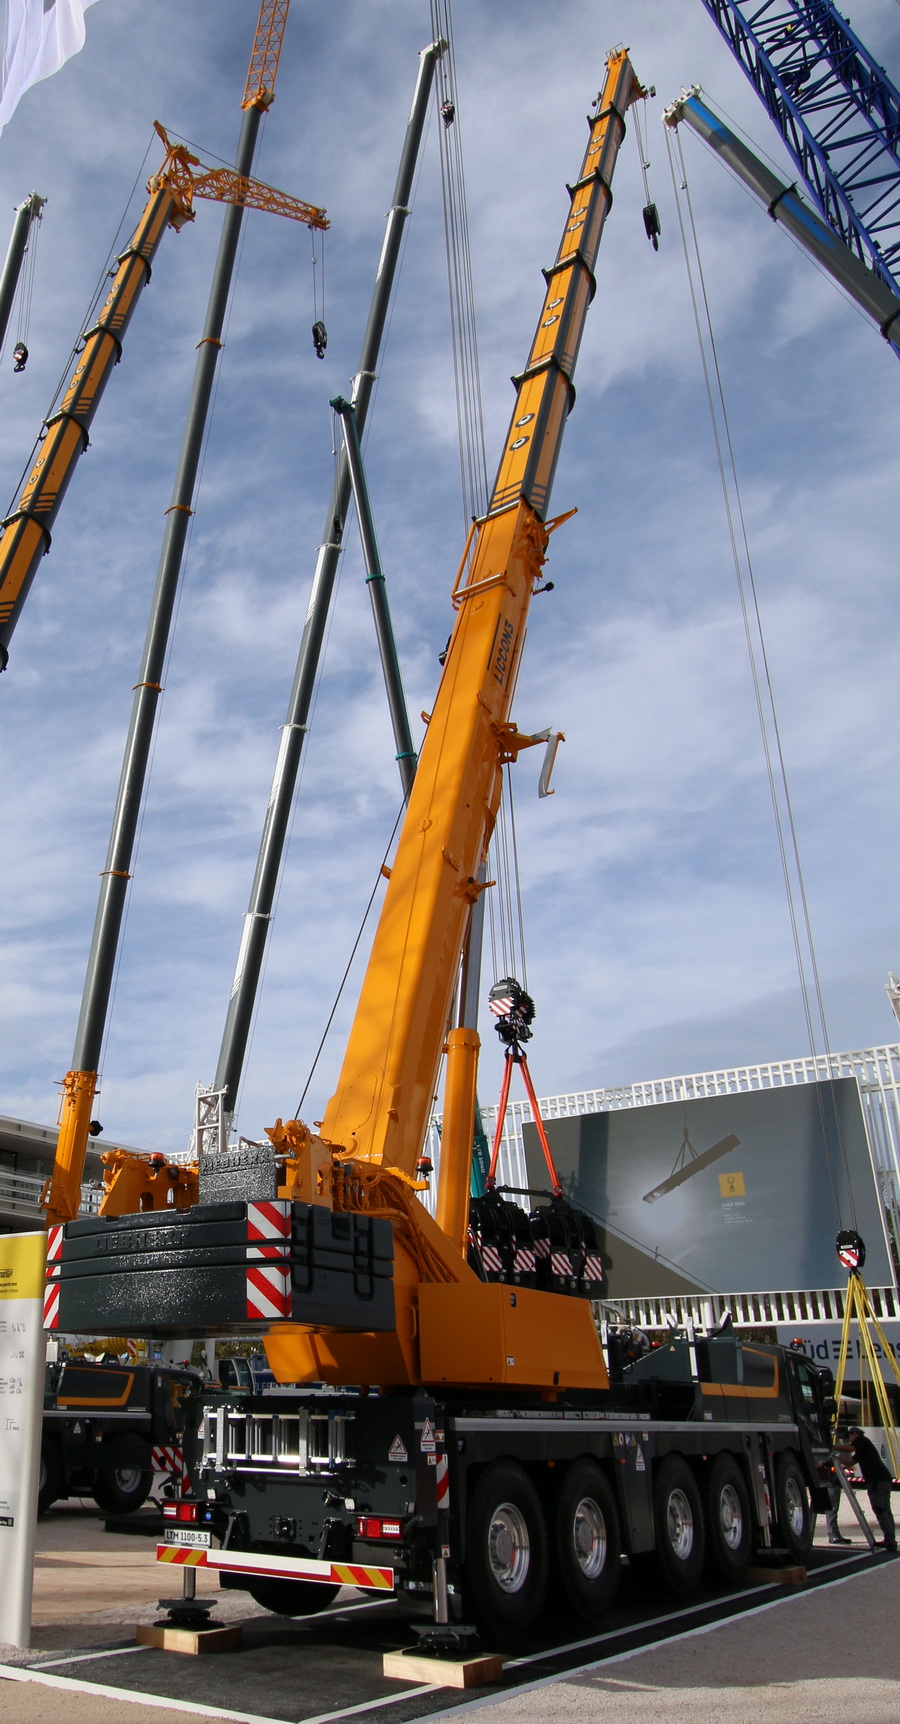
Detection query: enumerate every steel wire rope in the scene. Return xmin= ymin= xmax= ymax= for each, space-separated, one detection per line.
xmin=429 ymin=1 xmax=533 ymax=1013
xmin=95 ymin=116 xmax=270 ymax=1145
xmin=13 ymin=200 xmax=40 ymax=354
xmin=665 ymin=122 xmax=856 ymax=1231
xmin=235 ymin=108 xmax=434 ymax=1137
xmin=430 ymin=0 xmax=489 ymax=526
xmin=293 ymin=798 xmax=407 ymax=1119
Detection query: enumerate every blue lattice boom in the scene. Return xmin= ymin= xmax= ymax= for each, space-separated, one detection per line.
xmin=699 ymin=1 xmax=900 ymax=295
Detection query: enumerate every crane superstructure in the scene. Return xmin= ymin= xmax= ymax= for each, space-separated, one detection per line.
xmin=697 ymin=1 xmax=900 ymax=295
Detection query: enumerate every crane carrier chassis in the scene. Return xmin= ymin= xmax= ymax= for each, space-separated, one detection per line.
xmin=151 ymin=1330 xmax=837 ymax=1643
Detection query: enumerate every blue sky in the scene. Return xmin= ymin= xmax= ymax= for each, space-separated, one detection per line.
xmin=1 ymin=0 xmax=899 ymax=1159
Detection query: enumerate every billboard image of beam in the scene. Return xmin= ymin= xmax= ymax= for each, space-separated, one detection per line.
xmin=523 ymin=1077 xmax=893 ymax=1297
xmin=643 ymin=1129 xmax=741 ymax=1203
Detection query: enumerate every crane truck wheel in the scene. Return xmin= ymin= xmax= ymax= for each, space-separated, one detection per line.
xmin=653 ymin=1456 xmax=705 ymax=1597
xmin=244 ymin=1578 xmax=341 ymax=1616
xmin=38 ymin=1443 xmax=62 ymax=1516
xmin=465 ymin=1461 xmax=548 ymax=1643
xmin=551 ymin=1459 xmax=621 ymax=1620
xmin=92 ymin=1465 xmax=153 ymax=1516
xmin=705 ymin=1454 xmax=752 ymax=1582
xmin=774 ymin=1452 xmax=812 ymax=1562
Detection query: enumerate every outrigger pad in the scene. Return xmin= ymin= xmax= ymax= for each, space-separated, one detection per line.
xmin=44 ymin=1200 xmax=394 ymax=1338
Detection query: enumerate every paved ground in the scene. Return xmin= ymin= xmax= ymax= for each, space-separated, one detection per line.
xmin=0 ymin=1494 xmax=897 ymax=1724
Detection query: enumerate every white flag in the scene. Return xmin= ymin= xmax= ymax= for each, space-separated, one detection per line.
xmin=0 ymin=0 xmax=101 ymax=132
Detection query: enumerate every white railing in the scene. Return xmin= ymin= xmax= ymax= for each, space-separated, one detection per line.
xmin=601 ymin=1284 xmax=900 ymax=1334
xmin=0 ymin=1168 xmax=102 ymax=1221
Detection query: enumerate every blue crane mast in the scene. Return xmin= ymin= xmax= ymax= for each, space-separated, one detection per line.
xmin=697 ymin=1 xmax=900 ymax=296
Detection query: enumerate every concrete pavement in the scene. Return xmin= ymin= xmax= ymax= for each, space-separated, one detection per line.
xmin=0 ymin=1497 xmax=898 ymax=1723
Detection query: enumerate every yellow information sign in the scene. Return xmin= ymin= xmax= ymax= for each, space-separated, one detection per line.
xmin=0 ymin=1230 xmax=46 ymax=1301
xmin=718 ymin=1171 xmax=746 ymax=1199
xmin=0 ymin=1228 xmax=47 ymax=1646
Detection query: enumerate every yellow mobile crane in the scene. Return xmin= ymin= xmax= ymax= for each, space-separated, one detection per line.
xmin=0 ymin=95 xmax=326 ymax=673
xmin=46 ymin=51 xmax=838 ymax=1644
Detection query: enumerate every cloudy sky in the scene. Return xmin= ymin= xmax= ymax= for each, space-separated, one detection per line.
xmin=1 ymin=0 xmax=899 ymax=1160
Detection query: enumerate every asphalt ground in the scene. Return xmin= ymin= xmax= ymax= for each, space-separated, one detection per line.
xmin=0 ymin=1496 xmax=897 ymax=1724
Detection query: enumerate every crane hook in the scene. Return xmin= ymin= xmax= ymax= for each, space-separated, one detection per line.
xmin=12 ymin=341 xmax=28 ymax=372
xmin=312 ymin=320 xmax=327 ymax=359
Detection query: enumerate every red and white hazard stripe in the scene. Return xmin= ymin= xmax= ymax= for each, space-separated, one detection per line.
xmin=435 ymin=1452 xmax=450 ymax=1512
xmin=152 ymin=1444 xmax=190 ymax=1494
xmin=246 ymin=1202 xmax=292 ymax=1321
xmin=583 ymin=1253 xmax=604 ymax=1282
xmin=43 ymin=1280 xmax=60 ymax=1329
xmin=247 ymin=1201 xmax=291 ymax=1250
xmin=246 ymin=1262 xmax=291 ymax=1321
xmin=157 ymin=1544 xmax=394 ymax=1592
xmin=533 ymin=1237 xmax=551 ymax=1259
xmin=513 ymin=1246 xmax=535 ymax=1275
xmin=551 ymin=1251 xmax=573 ymax=1279
xmin=44 ymin=1225 xmax=63 ymax=1327
xmin=479 ymin=1243 xmax=504 ymax=1274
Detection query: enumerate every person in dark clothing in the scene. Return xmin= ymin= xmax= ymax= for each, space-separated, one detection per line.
xmin=848 ymin=1426 xmax=897 ymax=1551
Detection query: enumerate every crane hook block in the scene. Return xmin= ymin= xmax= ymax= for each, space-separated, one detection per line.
xmin=642 ymin=202 xmax=661 ymax=250
xmin=12 ymin=341 xmax=28 ymax=372
xmin=312 ymin=320 xmax=328 ymax=359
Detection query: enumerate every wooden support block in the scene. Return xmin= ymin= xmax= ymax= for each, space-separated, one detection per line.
xmin=383 ymin=1649 xmax=503 ymax=1688
xmin=745 ymin=1565 xmax=806 ymax=1587
xmin=136 ymin=1622 xmax=243 ymax=1655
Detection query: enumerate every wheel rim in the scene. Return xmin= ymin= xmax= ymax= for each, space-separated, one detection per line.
xmin=666 ymin=1487 xmax=694 ymax=1560
xmin=487 ymin=1501 xmax=530 ymax=1592
xmin=113 ymin=1467 xmax=143 ymax=1493
xmin=572 ymin=1496 xmax=607 ymax=1578
xmin=784 ymin=1475 xmax=805 ymax=1537
xmin=719 ymin=1483 xmax=743 ymax=1550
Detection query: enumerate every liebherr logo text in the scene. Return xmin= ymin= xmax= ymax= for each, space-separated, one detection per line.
xmin=493 ymin=618 xmax=514 ymax=687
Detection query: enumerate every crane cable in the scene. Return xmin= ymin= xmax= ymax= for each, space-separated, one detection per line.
xmin=665 ymin=120 xmax=856 ymax=1233
xmin=11 ymin=198 xmax=42 ymax=366
xmin=429 ymin=0 xmax=531 ymax=1010
xmin=429 ymin=0 xmax=489 ymax=528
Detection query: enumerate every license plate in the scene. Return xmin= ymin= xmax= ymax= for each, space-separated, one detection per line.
xmin=163 ymin=1527 xmax=211 ymax=1549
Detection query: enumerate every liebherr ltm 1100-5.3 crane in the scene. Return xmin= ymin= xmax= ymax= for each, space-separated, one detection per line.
xmin=43 ymin=50 xmax=837 ymax=1646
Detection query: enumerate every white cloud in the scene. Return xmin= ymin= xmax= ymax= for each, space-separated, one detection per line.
xmin=1 ymin=0 xmax=899 ymax=1157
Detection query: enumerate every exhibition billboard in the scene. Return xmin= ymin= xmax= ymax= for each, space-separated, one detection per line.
xmin=523 ymin=1077 xmax=893 ymax=1296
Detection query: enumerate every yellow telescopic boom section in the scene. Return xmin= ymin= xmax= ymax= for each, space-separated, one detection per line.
xmin=0 ymin=125 xmax=326 ymax=685
xmin=319 ymin=50 xmax=641 ymax=1186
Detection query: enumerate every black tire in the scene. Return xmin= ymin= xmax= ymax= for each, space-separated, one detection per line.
xmin=706 ymin=1454 xmax=752 ymax=1582
xmin=653 ymin=1455 xmax=705 ymax=1597
xmin=245 ymin=1577 xmax=341 ymax=1616
xmin=38 ymin=1443 xmax=62 ymax=1516
xmin=775 ymin=1451 xmax=812 ymax=1562
xmin=466 ymin=1461 xmax=548 ymax=1644
xmin=552 ymin=1460 xmax=621 ymax=1621
xmin=92 ymin=1465 xmax=153 ymax=1515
